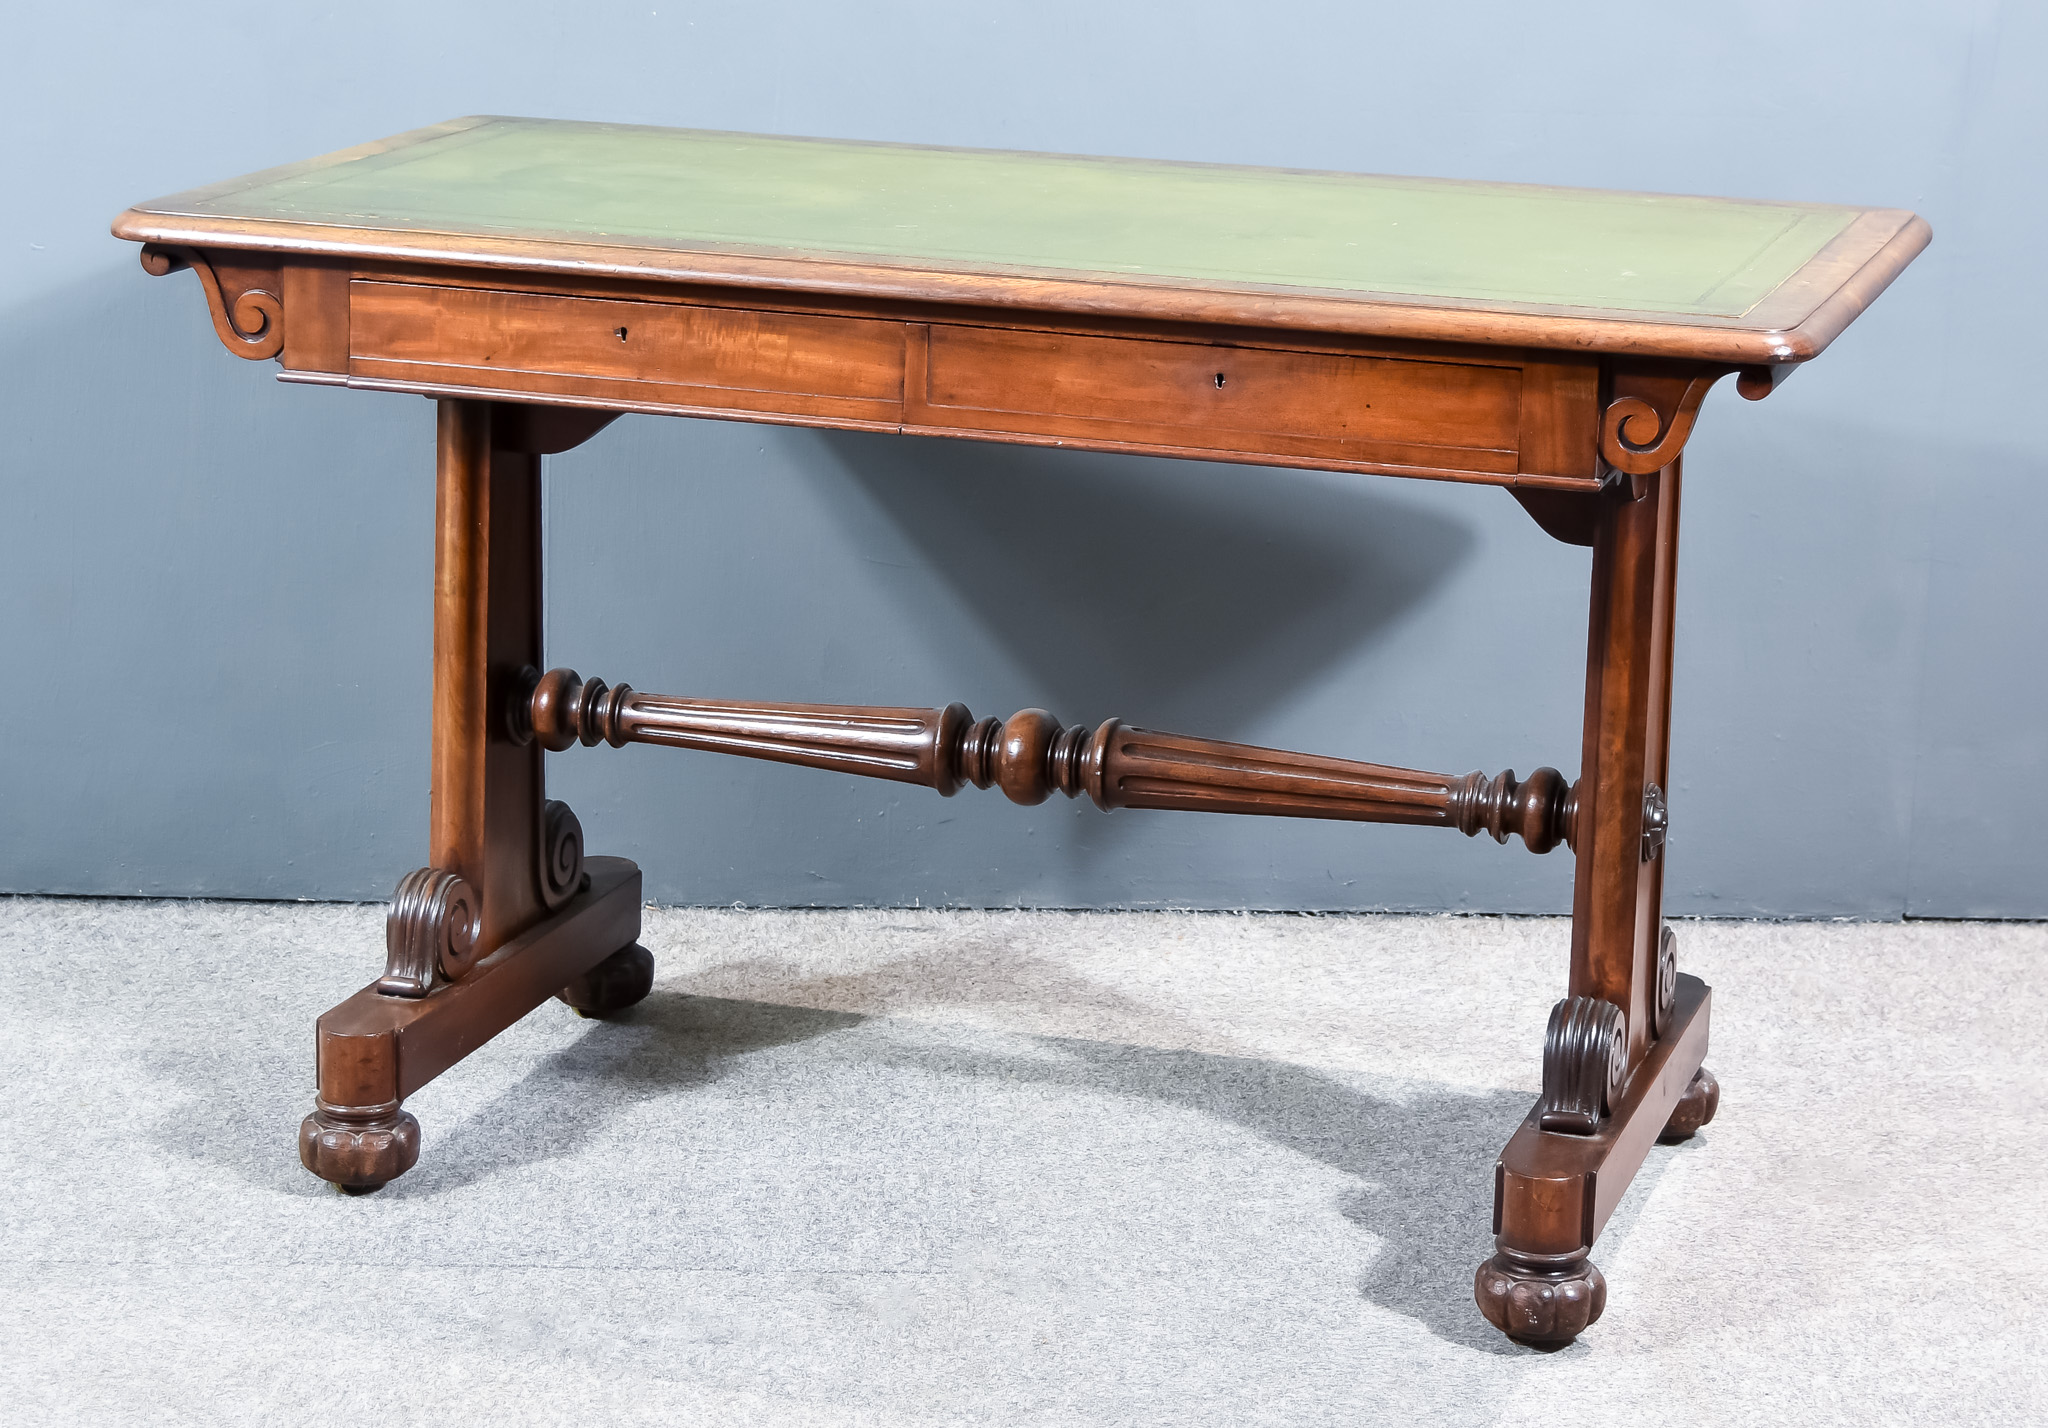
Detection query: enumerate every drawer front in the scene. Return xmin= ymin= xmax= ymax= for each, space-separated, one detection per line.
xmin=348 ymin=281 xmax=906 ymax=423
xmin=911 ymin=325 xmax=1537 ymax=477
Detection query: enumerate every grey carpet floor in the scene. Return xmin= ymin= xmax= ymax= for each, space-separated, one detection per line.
xmin=0 ymin=900 xmax=2039 ymax=1426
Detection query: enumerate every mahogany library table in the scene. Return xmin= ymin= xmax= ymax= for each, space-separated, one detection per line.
xmin=115 ymin=117 xmax=1926 ymax=1347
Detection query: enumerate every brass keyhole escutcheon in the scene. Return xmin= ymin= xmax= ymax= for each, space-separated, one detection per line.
xmin=1214 ymin=372 xmax=1227 ymax=388
xmin=615 ymin=326 xmax=629 ymax=342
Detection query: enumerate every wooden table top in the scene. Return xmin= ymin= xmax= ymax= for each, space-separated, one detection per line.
xmin=115 ymin=116 xmax=1927 ymax=366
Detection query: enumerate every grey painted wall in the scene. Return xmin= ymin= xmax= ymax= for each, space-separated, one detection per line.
xmin=3 ymin=2 xmax=2042 ymax=916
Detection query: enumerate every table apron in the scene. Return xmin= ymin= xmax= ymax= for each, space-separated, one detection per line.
xmin=334 ymin=276 xmax=1605 ymax=490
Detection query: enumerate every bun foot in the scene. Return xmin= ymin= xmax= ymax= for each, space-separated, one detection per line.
xmin=1659 ymin=1066 xmax=1720 ymax=1142
xmin=559 ymin=941 xmax=654 ymax=1018
xmin=299 ymin=1098 xmax=420 ymax=1192
xmin=1474 ymin=1247 xmax=1607 ymax=1347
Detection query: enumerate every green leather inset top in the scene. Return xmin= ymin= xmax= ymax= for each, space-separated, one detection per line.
xmin=146 ymin=117 xmax=1860 ymax=319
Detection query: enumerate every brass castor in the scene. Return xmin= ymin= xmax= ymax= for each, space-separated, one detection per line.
xmin=299 ymin=1098 xmax=420 ymax=1193
xmin=1474 ymin=1245 xmax=1607 ymax=1348
xmin=559 ymin=941 xmax=655 ymax=1017
xmin=1659 ymin=1066 xmax=1720 ymax=1142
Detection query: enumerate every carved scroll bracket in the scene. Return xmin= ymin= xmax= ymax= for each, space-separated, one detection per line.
xmin=139 ymin=243 xmax=283 ymax=360
xmin=377 ymin=867 xmax=482 ymax=998
xmin=1526 ymin=362 xmax=1790 ymax=540
xmin=539 ymin=799 xmax=588 ymax=911
xmin=1652 ymin=925 xmax=1679 ymax=1039
xmin=1599 ymin=368 xmax=1729 ymax=478
xmin=1537 ymin=995 xmax=1628 ymax=1134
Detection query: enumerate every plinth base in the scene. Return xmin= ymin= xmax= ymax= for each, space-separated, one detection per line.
xmin=300 ymin=857 xmax=642 ymax=1190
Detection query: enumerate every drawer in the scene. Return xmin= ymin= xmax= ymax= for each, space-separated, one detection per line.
xmin=910 ymin=325 xmax=1593 ymax=480
xmin=347 ymin=281 xmax=907 ymax=424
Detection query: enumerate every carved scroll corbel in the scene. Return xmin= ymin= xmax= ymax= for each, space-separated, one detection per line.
xmin=139 ymin=243 xmax=284 ymax=360
xmin=1537 ymin=996 xmax=1628 ymax=1134
xmin=1532 ymin=362 xmax=1791 ymax=536
xmin=1652 ymin=925 xmax=1679 ymax=1038
xmin=377 ymin=867 xmax=482 ymax=998
xmin=539 ymin=799 xmax=588 ymax=911
xmin=1599 ymin=369 xmax=1729 ymax=477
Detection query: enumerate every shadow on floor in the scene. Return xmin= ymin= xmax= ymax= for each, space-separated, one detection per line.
xmin=389 ymin=988 xmax=866 ymax=1194
xmin=382 ymin=988 xmax=1593 ymax=1352
xmin=140 ymin=933 xmax=1675 ymax=1354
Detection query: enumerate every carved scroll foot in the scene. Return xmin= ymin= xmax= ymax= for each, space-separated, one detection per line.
xmin=1659 ymin=1066 xmax=1721 ymax=1143
xmin=1474 ymin=1246 xmax=1607 ymax=1348
xmin=559 ymin=942 xmax=654 ymax=1018
xmin=299 ymin=1098 xmax=420 ymax=1193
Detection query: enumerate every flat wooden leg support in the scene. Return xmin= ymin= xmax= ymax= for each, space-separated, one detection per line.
xmin=302 ymin=399 xmax=646 ymax=1194
xmin=1473 ymin=461 xmax=1705 ymax=1347
xmin=300 ymin=857 xmax=644 ymax=1192
xmin=1477 ymin=973 xmax=1711 ymax=1346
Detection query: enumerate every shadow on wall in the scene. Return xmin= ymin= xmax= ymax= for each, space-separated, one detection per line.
xmin=817 ymin=431 xmax=1479 ymax=734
